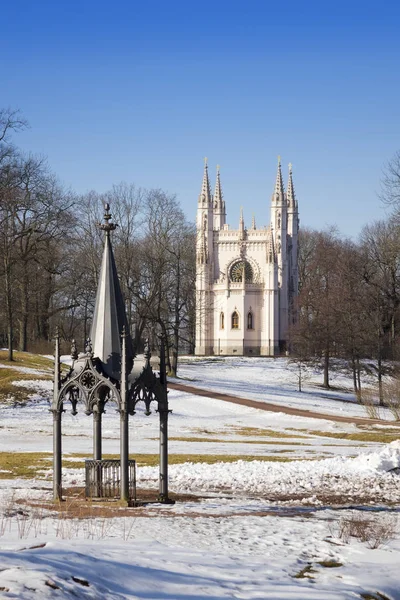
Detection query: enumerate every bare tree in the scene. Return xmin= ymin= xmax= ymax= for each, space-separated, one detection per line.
xmin=292 ymin=228 xmax=343 ymax=388
xmin=380 ymin=150 xmax=400 ymax=207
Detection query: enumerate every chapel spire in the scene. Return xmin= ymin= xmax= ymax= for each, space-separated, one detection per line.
xmin=213 ymin=164 xmax=226 ymax=230
xmin=198 ymin=157 xmax=212 ymax=206
xmin=239 ymin=206 xmax=245 ymax=239
xmin=274 ymin=155 xmax=285 ymax=199
xmin=287 ymin=162 xmax=296 ymax=208
xmin=214 ymin=165 xmax=223 ymax=208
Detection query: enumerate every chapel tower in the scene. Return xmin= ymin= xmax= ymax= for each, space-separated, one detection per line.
xmin=195 ymin=157 xmax=299 ymax=356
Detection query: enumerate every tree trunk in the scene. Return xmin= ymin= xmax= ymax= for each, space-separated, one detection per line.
xmin=159 ymin=321 xmax=172 ymax=374
xmin=40 ymin=272 xmax=53 ymax=341
xmin=323 ymin=345 xmax=330 ymax=388
xmin=356 ymin=356 xmax=362 ymax=397
xmin=298 ymin=363 xmax=302 ymax=393
xmin=351 ymin=354 xmax=358 ymax=397
xmin=5 ymin=262 xmax=14 ymax=361
xmin=19 ymin=265 xmax=29 ymax=351
xmin=170 ymin=258 xmax=181 ymax=378
xmin=377 ymin=352 xmax=384 ymax=406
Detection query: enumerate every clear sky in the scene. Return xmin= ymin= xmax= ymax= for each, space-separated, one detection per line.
xmin=2 ymin=0 xmax=400 ymax=238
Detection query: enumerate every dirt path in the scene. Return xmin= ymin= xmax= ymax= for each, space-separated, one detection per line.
xmin=168 ymin=381 xmax=387 ymax=426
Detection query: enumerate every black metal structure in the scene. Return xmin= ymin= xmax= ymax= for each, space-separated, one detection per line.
xmin=51 ymin=203 xmax=173 ymax=505
xmin=85 ymin=459 xmax=136 ymax=501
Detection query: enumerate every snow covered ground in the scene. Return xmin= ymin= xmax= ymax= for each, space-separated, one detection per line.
xmin=174 ymin=356 xmax=394 ymax=420
xmin=0 ymin=355 xmax=399 ymax=598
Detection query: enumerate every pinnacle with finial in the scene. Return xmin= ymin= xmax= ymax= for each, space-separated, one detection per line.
xmin=239 ymin=206 xmax=245 ymax=230
xmin=199 ymin=157 xmax=212 ymax=205
xmin=287 ymin=162 xmax=296 ymax=207
xmin=274 ymin=155 xmax=285 ymax=197
xmin=214 ymin=164 xmax=223 ymax=207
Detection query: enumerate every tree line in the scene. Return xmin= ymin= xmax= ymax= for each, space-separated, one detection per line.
xmin=292 ymin=155 xmax=400 ymax=400
xmin=0 ymin=109 xmax=195 ymax=375
xmin=1 ymin=107 xmax=400 ymax=383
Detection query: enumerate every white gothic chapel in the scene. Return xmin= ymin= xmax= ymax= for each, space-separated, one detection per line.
xmin=195 ymin=158 xmax=299 ymax=356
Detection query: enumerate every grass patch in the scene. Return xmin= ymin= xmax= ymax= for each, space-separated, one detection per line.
xmin=292 ymin=564 xmax=317 ymax=579
xmin=62 ymin=453 xmax=298 ymax=469
xmin=358 ymin=425 xmax=400 ymax=434
xmin=228 ymin=426 xmax=305 ymax=439
xmin=160 ymin=436 xmax=305 ymax=446
xmin=0 ymin=351 xmax=57 ymax=404
xmin=0 ymin=351 xmax=54 ymax=371
xmin=317 ymin=560 xmax=343 ymax=568
xmin=360 ymin=593 xmax=391 ymax=600
xmin=0 ymin=452 xmax=51 ymax=479
xmin=308 ymin=430 xmax=400 ymax=443
xmin=0 ymin=370 xmax=50 ymax=404
xmin=0 ymin=451 xmax=314 ymax=479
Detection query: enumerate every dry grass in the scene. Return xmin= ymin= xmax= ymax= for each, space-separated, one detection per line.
xmin=0 ymin=452 xmax=52 ymax=479
xmin=292 ymin=564 xmax=317 ymax=579
xmin=160 ymin=436 xmax=306 ymax=446
xmin=317 ymin=559 xmax=343 ymax=568
xmin=0 ymin=451 xmax=299 ymax=481
xmin=307 ymin=430 xmax=400 ymax=443
xmin=332 ymin=513 xmax=398 ymax=549
xmin=0 ymin=368 xmax=50 ymax=404
xmin=0 ymin=351 xmax=55 ymax=404
xmin=193 ymin=426 xmax=305 ymax=439
xmin=0 ymin=450 xmax=318 ymax=479
xmin=0 ymin=351 xmax=72 ymax=404
xmin=228 ymin=426 xmax=301 ymax=439
xmin=62 ymin=453 xmax=297 ymax=470
xmin=360 ymin=379 xmax=400 ymax=421
xmin=0 ymin=351 xmax=54 ymax=371
xmin=360 ymin=592 xmax=391 ymax=600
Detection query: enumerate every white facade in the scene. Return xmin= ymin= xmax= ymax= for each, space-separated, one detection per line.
xmin=195 ymin=159 xmax=299 ymax=356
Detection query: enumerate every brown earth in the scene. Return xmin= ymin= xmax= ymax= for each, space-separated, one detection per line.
xmin=20 ymin=485 xmax=397 ymax=517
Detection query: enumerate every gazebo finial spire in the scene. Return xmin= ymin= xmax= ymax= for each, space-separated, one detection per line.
xmin=91 ymin=201 xmax=133 ymax=380
xmin=99 ymin=202 xmax=117 ymax=236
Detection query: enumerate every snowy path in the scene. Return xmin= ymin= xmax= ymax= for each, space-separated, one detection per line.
xmin=169 ymin=380 xmax=384 ymax=425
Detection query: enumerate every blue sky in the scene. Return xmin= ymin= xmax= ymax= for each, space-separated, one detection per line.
xmin=2 ymin=0 xmax=400 ymax=238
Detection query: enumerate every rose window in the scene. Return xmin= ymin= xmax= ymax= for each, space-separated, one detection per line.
xmin=230 ymin=261 xmax=253 ymax=283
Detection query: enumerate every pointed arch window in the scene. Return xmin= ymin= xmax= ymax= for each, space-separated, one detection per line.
xmin=247 ymin=311 xmax=254 ymax=330
xmin=231 ymin=311 xmax=239 ymax=329
xmin=220 ymin=312 xmax=225 ymax=330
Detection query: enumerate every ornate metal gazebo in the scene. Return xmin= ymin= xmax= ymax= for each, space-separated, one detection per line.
xmin=51 ymin=203 xmax=172 ymax=505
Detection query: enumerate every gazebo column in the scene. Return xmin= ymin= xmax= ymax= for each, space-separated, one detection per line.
xmin=93 ymin=408 xmax=102 ymax=460
xmin=52 ymin=329 xmax=62 ymax=502
xmin=158 ymin=407 xmax=170 ymax=502
xmin=120 ymin=328 xmax=130 ymax=503
xmin=52 ymin=410 xmax=62 ymax=501
xmin=157 ymin=338 xmax=174 ymax=504
xmin=92 ymin=404 xmax=103 ymax=498
xmin=120 ymin=408 xmax=129 ymax=502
